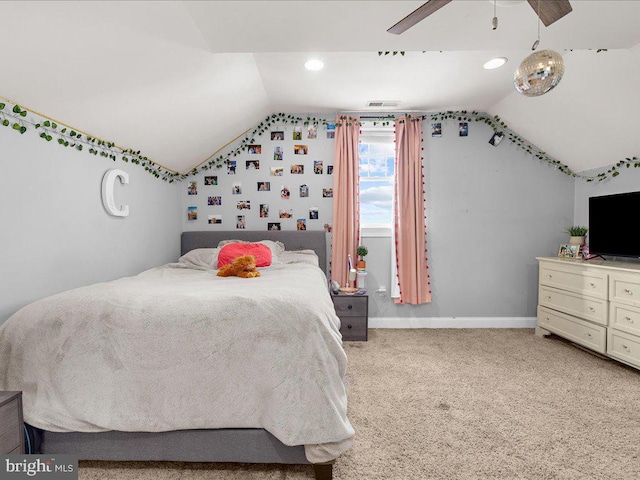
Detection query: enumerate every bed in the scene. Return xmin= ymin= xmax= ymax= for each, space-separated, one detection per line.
xmin=0 ymin=231 xmax=351 ymax=480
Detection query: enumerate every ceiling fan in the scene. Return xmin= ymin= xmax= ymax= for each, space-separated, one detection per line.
xmin=387 ymin=0 xmax=572 ymax=35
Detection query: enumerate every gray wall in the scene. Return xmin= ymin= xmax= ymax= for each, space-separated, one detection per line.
xmin=363 ymin=120 xmax=575 ymax=318
xmin=0 ymin=128 xmax=182 ymax=325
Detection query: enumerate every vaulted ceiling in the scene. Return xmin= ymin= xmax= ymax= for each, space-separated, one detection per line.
xmin=2 ymin=1 xmax=639 ymax=174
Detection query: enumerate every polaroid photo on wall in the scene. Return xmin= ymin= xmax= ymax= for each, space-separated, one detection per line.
xmin=459 ymin=122 xmax=468 ymax=137
xmin=326 ymin=123 xmax=335 ymax=139
xmin=279 ymin=209 xmax=293 ymax=219
xmin=247 ymin=145 xmax=261 ymax=154
xmin=208 ymin=196 xmax=222 ymax=206
xmin=291 ymin=164 xmax=304 ymax=174
xmin=280 ymin=186 xmax=291 ymax=199
xmin=187 ymin=206 xmax=197 ymax=221
xmin=299 ymin=184 xmax=309 ymax=197
xmin=208 ymin=214 xmax=222 ymax=224
xmin=268 ymin=222 xmax=281 ymax=231
xmin=232 ymin=182 xmax=242 ymax=195
xmin=327 ymin=165 xmax=333 ymax=175
xmin=246 ymin=159 xmax=260 ymax=170
xmin=489 ymin=132 xmax=504 ymax=147
xmin=323 ymin=188 xmax=333 ymax=198
xmin=236 ymin=215 xmax=246 ymax=229
xmin=431 ymin=123 xmax=442 ymax=137
xmin=236 ymin=200 xmax=250 ymax=210
xmin=204 ymin=176 xmax=217 ymax=185
xmin=307 ymin=125 xmax=317 ymax=139
xmin=271 ymin=131 xmax=284 ymax=141
xmin=309 ymin=207 xmax=319 ymax=220
xmin=257 ymin=181 xmax=270 ymax=191
xmin=293 ymin=126 xmax=302 ymax=140
xmin=297 ymin=218 xmax=307 ymax=231
xmin=294 ymin=144 xmax=308 ymax=155
xmin=271 ymin=167 xmax=283 ymax=176
xmin=259 ymin=204 xmax=269 ymax=218
xmin=188 ymin=181 xmax=197 ymax=195
xmin=227 ymin=161 xmax=237 ymax=175
xmin=274 ymin=146 xmax=283 ymax=161
xmin=313 ymin=160 xmax=323 ymax=174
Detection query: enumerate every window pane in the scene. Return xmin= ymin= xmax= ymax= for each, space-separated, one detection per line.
xmin=359 ymin=125 xmax=395 ymax=227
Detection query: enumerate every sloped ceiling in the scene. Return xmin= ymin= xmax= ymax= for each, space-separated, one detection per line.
xmin=2 ymin=1 xmax=640 ymax=174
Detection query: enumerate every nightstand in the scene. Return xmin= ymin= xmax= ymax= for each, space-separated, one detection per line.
xmin=331 ymin=293 xmax=368 ymax=341
xmin=0 ymin=391 xmax=25 ymax=454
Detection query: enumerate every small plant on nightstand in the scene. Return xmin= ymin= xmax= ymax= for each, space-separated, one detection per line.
xmin=566 ymin=226 xmax=588 ymax=246
xmin=356 ymin=245 xmax=368 ymax=270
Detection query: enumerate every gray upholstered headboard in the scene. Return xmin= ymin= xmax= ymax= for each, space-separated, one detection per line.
xmin=181 ymin=231 xmax=328 ymax=275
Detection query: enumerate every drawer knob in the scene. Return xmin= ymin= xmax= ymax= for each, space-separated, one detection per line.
xmin=625 ymin=289 xmax=634 ymax=296
xmin=623 ymin=344 xmax=631 ymax=352
xmin=586 ymin=333 xmax=592 ymax=338
xmin=590 ymin=283 xmax=596 ymax=288
xmin=347 ymin=324 xmax=353 ymax=329
xmin=546 ymin=295 xmax=552 ymax=300
xmin=547 ymin=274 xmax=553 ymax=279
xmin=624 ymin=316 xmax=634 ymax=324
xmin=589 ymin=307 xmax=596 ymax=313
xmin=348 ymin=305 xmax=353 ymax=309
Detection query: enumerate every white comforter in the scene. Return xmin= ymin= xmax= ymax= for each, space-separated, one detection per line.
xmin=0 ymin=259 xmax=353 ymax=462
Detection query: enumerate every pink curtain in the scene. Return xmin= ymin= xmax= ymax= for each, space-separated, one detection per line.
xmin=394 ymin=115 xmax=431 ymax=304
xmin=331 ymin=115 xmax=360 ymax=287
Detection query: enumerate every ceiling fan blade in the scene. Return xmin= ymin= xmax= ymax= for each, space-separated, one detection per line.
xmin=527 ymin=0 xmax=572 ymax=27
xmin=387 ymin=0 xmax=453 ymax=35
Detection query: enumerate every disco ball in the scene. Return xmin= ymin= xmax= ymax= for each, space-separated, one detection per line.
xmin=513 ymin=49 xmax=564 ymax=97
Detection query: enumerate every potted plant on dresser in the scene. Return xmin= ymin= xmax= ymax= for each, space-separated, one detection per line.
xmin=566 ymin=226 xmax=588 ymax=246
xmin=356 ymin=245 xmax=368 ymax=270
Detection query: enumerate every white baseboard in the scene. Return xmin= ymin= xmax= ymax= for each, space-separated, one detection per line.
xmin=369 ymin=317 xmax=537 ymax=329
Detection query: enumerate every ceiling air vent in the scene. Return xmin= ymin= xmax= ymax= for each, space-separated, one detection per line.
xmin=367 ymin=101 xmax=400 ymax=108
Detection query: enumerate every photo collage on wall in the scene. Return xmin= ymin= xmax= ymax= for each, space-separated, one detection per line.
xmin=186 ymin=120 xmax=335 ymax=229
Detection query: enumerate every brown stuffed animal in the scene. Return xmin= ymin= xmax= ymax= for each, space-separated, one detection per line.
xmin=217 ymin=255 xmax=261 ymax=278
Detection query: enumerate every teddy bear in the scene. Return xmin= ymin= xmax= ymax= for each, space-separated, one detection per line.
xmin=217 ymin=255 xmax=261 ymax=278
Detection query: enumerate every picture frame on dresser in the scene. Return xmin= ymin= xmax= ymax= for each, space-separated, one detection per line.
xmin=558 ymin=244 xmax=581 ymax=259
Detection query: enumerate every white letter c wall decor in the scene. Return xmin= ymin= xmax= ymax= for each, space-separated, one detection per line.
xmin=101 ymin=169 xmax=130 ymax=217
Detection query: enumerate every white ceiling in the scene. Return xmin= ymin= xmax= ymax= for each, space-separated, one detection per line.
xmin=2 ymin=1 xmax=640 ymax=174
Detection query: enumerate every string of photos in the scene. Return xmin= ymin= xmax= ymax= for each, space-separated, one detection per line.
xmin=1 ymin=98 xmax=635 ymax=183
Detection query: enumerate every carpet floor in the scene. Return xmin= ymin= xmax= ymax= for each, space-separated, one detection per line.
xmin=80 ymin=329 xmax=640 ymax=479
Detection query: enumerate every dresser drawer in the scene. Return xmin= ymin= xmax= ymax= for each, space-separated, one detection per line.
xmin=610 ymin=273 xmax=640 ymax=307
xmin=607 ymin=329 xmax=640 ymax=368
xmin=538 ymin=305 xmax=607 ymax=353
xmin=332 ymin=296 xmax=367 ymax=317
xmin=0 ymin=397 xmax=22 ymax=454
xmin=610 ymin=303 xmax=640 ymax=336
xmin=539 ymin=262 xmax=607 ymax=299
xmin=340 ymin=316 xmax=367 ymax=341
xmin=539 ymin=285 xmax=608 ymax=326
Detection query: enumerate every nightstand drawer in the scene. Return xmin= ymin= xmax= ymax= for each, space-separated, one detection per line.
xmin=332 ymin=296 xmax=367 ymax=316
xmin=0 ymin=397 xmax=22 ymax=454
xmin=340 ymin=316 xmax=367 ymax=341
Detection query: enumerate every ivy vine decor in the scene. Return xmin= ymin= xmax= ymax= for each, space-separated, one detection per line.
xmin=0 ymin=100 xmax=183 ymax=182
xmin=1 ymin=98 xmax=636 ymax=183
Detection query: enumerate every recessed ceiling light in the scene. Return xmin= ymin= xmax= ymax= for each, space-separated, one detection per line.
xmin=304 ymin=59 xmax=324 ymax=71
xmin=483 ymin=57 xmax=508 ymax=70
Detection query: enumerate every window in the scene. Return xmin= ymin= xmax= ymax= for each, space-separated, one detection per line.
xmin=359 ymin=122 xmax=395 ymax=232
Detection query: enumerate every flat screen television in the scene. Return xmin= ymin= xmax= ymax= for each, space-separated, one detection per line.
xmin=589 ymin=191 xmax=640 ymax=258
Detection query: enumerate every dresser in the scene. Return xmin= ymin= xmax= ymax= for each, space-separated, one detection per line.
xmin=331 ymin=293 xmax=368 ymax=341
xmin=0 ymin=391 xmax=25 ymax=454
xmin=536 ymin=257 xmax=640 ymax=370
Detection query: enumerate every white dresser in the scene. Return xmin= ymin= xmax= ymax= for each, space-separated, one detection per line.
xmin=536 ymin=257 xmax=640 ymax=370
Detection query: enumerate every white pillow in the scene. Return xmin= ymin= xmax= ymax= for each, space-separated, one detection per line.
xmin=178 ymin=248 xmax=219 ymax=269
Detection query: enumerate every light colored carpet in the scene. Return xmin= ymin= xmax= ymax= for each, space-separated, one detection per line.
xmin=80 ymin=329 xmax=640 ymax=479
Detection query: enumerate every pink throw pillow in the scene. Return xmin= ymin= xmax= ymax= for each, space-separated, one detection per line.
xmin=217 ymin=243 xmax=272 ymax=268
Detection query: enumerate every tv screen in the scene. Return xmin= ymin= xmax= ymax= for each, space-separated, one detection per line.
xmin=589 ymin=191 xmax=640 ymax=258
